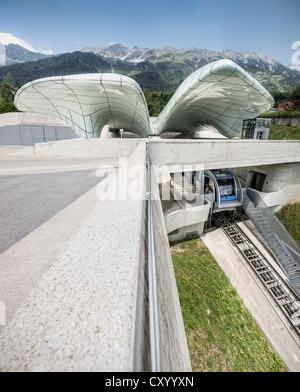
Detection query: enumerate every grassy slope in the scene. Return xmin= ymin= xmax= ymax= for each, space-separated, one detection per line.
xmin=275 ymin=202 xmax=300 ymax=246
xmin=171 ymin=239 xmax=286 ymax=372
xmin=268 ymin=125 xmax=300 ymax=140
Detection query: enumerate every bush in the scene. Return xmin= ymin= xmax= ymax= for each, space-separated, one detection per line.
xmin=276 ymin=203 xmax=300 ymax=245
xmin=258 ymin=111 xmax=300 ymax=119
xmin=0 ymin=102 xmax=19 ymax=114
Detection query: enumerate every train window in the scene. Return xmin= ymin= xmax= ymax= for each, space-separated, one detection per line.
xmin=204 ymin=175 xmax=213 ymax=194
xmin=218 ymin=179 xmax=235 ymax=197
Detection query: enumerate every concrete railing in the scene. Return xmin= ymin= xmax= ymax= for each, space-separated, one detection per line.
xmin=165 ymin=201 xmax=211 ymax=235
xmin=148 ymin=139 xmax=300 ymax=169
xmin=150 ymin=161 xmax=192 ymax=371
xmin=0 ymin=138 xmax=139 ymax=157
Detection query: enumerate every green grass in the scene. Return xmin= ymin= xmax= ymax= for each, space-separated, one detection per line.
xmin=171 ymin=239 xmax=286 ymax=372
xmin=268 ymin=125 xmax=300 ymax=140
xmin=275 ymin=202 xmax=300 ymax=246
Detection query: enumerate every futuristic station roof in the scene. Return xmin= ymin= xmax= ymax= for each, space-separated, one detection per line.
xmin=14 ymin=59 xmax=274 ymax=139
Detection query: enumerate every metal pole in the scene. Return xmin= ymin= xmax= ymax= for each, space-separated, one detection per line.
xmin=147 ymin=149 xmax=161 ymax=372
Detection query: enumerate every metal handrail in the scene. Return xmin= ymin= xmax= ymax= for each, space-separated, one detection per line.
xmin=147 ymin=148 xmax=161 ymax=372
xmin=246 ymin=188 xmax=300 ymax=264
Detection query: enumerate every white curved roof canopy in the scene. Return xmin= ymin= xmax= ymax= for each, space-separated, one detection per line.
xmin=14 ymin=60 xmax=274 ymax=139
xmin=15 ymin=73 xmax=152 ymax=139
xmin=154 ymin=59 xmax=274 ymax=138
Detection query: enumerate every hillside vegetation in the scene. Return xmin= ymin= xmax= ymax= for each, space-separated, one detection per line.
xmin=1 ymin=46 xmax=300 ymax=92
xmin=268 ymin=125 xmax=300 ymax=140
xmin=276 ymin=202 xmax=300 ymax=245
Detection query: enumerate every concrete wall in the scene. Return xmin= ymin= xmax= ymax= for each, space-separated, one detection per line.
xmin=272 ymin=118 xmax=300 ymax=127
xmin=34 ymin=139 xmax=140 ymax=157
xmin=148 ymin=139 xmax=300 ymax=170
xmin=167 ymin=222 xmax=206 ymax=243
xmin=0 ymin=112 xmax=78 ymax=146
xmin=0 ymin=125 xmax=78 ymax=146
xmin=0 ymin=112 xmax=70 ymax=127
xmin=165 ymin=204 xmax=211 ymax=236
xmin=151 ymin=164 xmax=192 ymax=371
xmin=0 ymin=139 xmax=140 ymax=158
xmin=234 ymin=162 xmax=300 ymax=209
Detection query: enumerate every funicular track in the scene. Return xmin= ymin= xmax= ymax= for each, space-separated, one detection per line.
xmin=213 ymin=213 xmax=300 ymax=340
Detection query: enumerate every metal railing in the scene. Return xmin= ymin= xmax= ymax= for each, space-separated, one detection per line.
xmin=243 ymin=188 xmax=300 ymax=297
xmin=246 ymin=188 xmax=300 ymax=265
xmin=147 ymin=149 xmax=161 ymax=372
xmin=214 ymin=213 xmax=300 ymax=338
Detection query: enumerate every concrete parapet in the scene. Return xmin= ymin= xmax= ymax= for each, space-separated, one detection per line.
xmin=0 ymin=143 xmax=148 ymax=371
xmin=0 ymin=112 xmax=70 ymax=127
xmin=0 ymin=138 xmax=139 ymax=158
xmin=164 ymin=203 xmax=211 ymax=235
xmin=148 ymin=139 xmax=300 ymax=169
xmin=234 ymin=162 xmax=300 ymax=210
xmin=150 ymin=165 xmax=192 ymax=371
xmin=34 ymin=138 xmax=140 ymax=157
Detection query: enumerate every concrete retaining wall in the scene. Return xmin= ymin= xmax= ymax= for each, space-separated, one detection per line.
xmin=272 ymin=118 xmax=300 ymax=127
xmin=34 ymin=139 xmax=140 ymax=157
xmin=151 ymin=164 xmax=192 ymax=371
xmin=0 ymin=125 xmax=78 ymax=146
xmin=0 ymin=112 xmax=70 ymax=127
xmin=0 ymin=113 xmax=78 ymax=146
xmin=165 ymin=204 xmax=210 ymax=235
xmin=234 ymin=162 xmax=300 ymax=209
xmin=148 ymin=139 xmax=300 ymax=170
xmin=0 ymin=139 xmax=139 ymax=158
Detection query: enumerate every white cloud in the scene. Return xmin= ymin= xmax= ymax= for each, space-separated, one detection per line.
xmin=0 ymin=32 xmax=55 ymax=55
xmin=0 ymin=32 xmax=37 ymax=52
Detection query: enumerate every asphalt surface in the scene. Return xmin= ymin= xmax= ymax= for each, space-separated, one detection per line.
xmin=0 ymin=169 xmax=102 ymax=255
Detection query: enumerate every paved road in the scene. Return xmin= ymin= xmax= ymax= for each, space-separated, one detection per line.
xmin=0 ymin=169 xmax=102 ymax=254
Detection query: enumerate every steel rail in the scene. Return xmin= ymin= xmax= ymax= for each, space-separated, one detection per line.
xmin=214 ymin=213 xmax=300 ymax=340
xmin=147 ymin=148 xmax=161 ymax=372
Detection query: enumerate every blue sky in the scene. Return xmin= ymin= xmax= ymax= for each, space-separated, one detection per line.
xmin=0 ymin=0 xmax=299 ymax=65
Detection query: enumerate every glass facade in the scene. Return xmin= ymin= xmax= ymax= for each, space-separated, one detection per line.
xmin=242 ymin=118 xmax=271 ymax=140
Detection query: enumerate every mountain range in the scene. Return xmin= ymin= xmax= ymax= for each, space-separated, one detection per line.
xmin=0 ymin=37 xmax=300 ymax=93
xmin=2 ymin=43 xmax=50 ymax=65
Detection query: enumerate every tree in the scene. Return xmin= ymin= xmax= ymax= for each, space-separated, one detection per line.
xmin=0 ymin=73 xmax=15 ymax=103
xmin=289 ymin=84 xmax=300 ymax=111
xmin=270 ymin=91 xmax=290 ymax=108
xmin=0 ymin=101 xmax=19 ymax=113
xmin=0 ymin=73 xmax=18 ymax=113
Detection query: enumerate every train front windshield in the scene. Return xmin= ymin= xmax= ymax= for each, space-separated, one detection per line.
xmin=218 ymin=179 xmax=235 ymax=197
